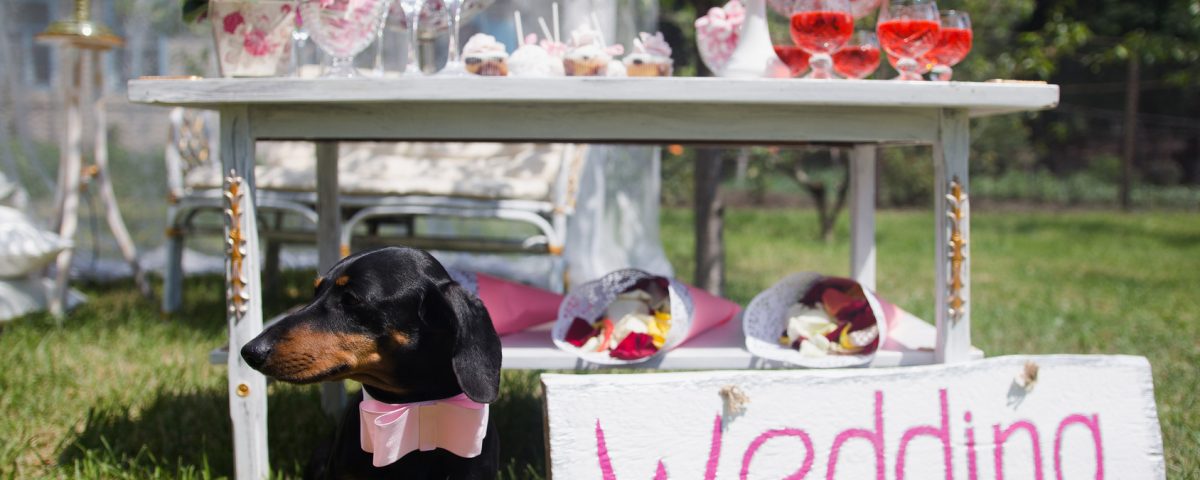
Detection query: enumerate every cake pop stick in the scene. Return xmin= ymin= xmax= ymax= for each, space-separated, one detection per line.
xmin=552 ymin=3 xmax=561 ymax=43
xmin=591 ymin=13 xmax=606 ymax=46
xmin=538 ymin=17 xmax=554 ymax=44
xmin=514 ymin=10 xmax=524 ymax=43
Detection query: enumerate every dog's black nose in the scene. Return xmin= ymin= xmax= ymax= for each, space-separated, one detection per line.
xmin=241 ymin=338 xmax=272 ymax=370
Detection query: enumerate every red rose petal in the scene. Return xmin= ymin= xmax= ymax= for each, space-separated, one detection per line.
xmin=800 ymin=277 xmax=865 ymax=305
xmin=610 ymin=332 xmax=659 ymax=360
xmin=836 ymin=300 xmax=875 ymax=331
xmin=821 ymin=288 xmax=856 ymax=316
xmin=565 ymin=317 xmax=595 ymax=347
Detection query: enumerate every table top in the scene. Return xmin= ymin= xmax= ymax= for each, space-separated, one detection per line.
xmin=128 ymin=77 xmax=1059 ymax=119
xmin=210 ymin=309 xmax=981 ymax=370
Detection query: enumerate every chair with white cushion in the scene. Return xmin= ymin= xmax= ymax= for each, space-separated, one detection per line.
xmin=161 ymin=108 xmax=583 ymax=313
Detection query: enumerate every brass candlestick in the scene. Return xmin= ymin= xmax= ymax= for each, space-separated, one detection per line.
xmin=36 ymin=0 xmax=124 ymax=50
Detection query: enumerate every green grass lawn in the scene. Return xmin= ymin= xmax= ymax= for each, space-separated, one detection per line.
xmin=1 ymin=209 xmax=1197 ymax=479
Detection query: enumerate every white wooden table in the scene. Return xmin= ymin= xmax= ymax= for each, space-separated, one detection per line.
xmin=128 ymin=77 xmax=1058 ymax=479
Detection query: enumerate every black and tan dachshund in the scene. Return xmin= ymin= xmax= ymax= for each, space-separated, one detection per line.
xmin=241 ymin=246 xmax=502 ymax=480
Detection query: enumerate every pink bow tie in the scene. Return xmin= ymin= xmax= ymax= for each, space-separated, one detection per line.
xmin=359 ymin=389 xmax=489 ymax=467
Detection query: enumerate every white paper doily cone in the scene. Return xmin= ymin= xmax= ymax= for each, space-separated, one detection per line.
xmin=743 ymin=272 xmax=888 ymax=368
xmin=552 ymin=269 xmax=694 ymax=366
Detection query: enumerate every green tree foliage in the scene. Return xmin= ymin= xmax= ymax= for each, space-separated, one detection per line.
xmin=1016 ymin=0 xmax=1200 ymax=84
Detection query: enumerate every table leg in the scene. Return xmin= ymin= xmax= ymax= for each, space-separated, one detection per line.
xmin=934 ymin=109 xmax=971 ymax=363
xmin=50 ymin=49 xmax=83 ymax=320
xmin=89 ymin=49 xmax=151 ymax=299
xmin=849 ymin=144 xmax=877 ymax=291
xmin=315 ymin=141 xmax=347 ymax=416
xmin=221 ymin=106 xmax=270 ymax=480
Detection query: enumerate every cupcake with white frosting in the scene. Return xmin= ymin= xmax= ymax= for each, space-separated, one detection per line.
xmin=563 ymin=24 xmax=613 ymax=77
xmin=624 ymin=31 xmax=673 ymax=77
xmin=463 ymin=33 xmax=509 ymax=76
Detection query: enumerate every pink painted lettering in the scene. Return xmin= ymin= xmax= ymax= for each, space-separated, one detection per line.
xmin=895 ymin=388 xmax=953 ymax=480
xmin=993 ymin=420 xmax=1044 ymax=480
xmin=654 ymin=460 xmax=668 ymax=480
xmin=595 ymin=419 xmax=618 ymax=480
xmin=1054 ymin=414 xmax=1104 ymax=480
xmin=706 ymin=413 xmax=723 ymax=480
xmin=740 ymin=428 xmax=815 ymax=480
xmin=827 ymin=390 xmax=885 ymax=480
xmin=964 ymin=412 xmax=979 ymax=480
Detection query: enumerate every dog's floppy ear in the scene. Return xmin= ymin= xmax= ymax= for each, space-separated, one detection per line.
xmin=428 ymin=280 xmax=502 ymax=403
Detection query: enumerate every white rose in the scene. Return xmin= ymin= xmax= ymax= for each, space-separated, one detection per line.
xmin=799 ymin=337 xmax=831 ymax=357
xmin=611 ymin=313 xmax=652 ymax=345
xmin=785 ymin=304 xmax=837 ymax=342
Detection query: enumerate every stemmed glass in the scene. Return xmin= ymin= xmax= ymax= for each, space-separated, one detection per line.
xmin=290 ymin=8 xmax=311 ymax=76
xmin=922 ymin=10 xmax=971 ymax=81
xmin=876 ymin=0 xmax=941 ymax=81
xmin=790 ymin=0 xmax=855 ymax=79
xmin=397 ymin=0 xmax=426 ymax=75
xmin=300 ymin=0 xmax=393 ymax=77
xmin=833 ymin=31 xmax=881 ymax=79
xmin=437 ymin=0 xmax=469 ymax=75
xmin=371 ymin=0 xmax=397 ymax=76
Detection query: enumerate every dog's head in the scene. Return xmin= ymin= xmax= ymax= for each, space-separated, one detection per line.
xmin=240 ymin=246 xmax=501 ymax=403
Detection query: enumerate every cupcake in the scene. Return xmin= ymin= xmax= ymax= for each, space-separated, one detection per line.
xmin=563 ymin=24 xmax=616 ymax=77
xmin=509 ymin=33 xmax=565 ymax=77
xmin=624 ymin=32 xmax=673 ymax=77
xmin=463 ymin=33 xmax=509 ymax=76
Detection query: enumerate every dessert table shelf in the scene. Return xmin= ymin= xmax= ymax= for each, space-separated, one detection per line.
xmin=128 ymin=76 xmax=1058 ymax=480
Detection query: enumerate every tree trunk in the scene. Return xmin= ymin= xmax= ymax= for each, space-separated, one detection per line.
xmin=694 ymin=148 xmax=725 ymax=295
xmin=1120 ymin=55 xmax=1140 ymax=210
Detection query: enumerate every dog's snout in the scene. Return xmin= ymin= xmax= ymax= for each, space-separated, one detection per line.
xmin=241 ymin=338 xmax=272 ymax=370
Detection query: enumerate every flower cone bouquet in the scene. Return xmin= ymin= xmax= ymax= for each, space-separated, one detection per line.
xmin=744 ymin=273 xmax=895 ymax=368
xmin=553 ymin=269 xmax=739 ymax=365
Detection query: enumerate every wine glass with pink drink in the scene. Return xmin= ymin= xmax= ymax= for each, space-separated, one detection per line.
xmin=790 ymin=0 xmax=856 ymax=79
xmin=876 ymin=0 xmax=940 ymax=81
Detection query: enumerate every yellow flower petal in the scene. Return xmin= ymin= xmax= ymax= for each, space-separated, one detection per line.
xmin=838 ymin=324 xmax=864 ymax=353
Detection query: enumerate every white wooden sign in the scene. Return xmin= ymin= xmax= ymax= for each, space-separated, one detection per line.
xmin=542 ymin=355 xmax=1164 ymax=480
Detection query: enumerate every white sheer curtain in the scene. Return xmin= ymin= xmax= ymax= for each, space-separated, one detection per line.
xmin=563 ymin=145 xmax=674 ymax=288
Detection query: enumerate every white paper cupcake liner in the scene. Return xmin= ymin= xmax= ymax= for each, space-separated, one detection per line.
xmin=743 ymin=272 xmax=888 ymax=368
xmin=552 ymin=269 xmax=694 ymax=366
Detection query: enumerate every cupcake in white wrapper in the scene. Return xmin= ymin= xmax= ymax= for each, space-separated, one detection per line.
xmin=553 ymin=269 xmax=694 ymax=365
xmin=624 ymin=32 xmax=673 ymax=77
xmin=463 ymin=33 xmax=509 ymax=76
xmin=744 ymin=273 xmax=889 ymax=368
xmin=563 ymin=24 xmax=617 ymax=77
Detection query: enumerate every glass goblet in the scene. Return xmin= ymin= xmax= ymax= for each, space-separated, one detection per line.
xmin=833 ymin=31 xmax=881 ymax=79
xmin=876 ymin=0 xmax=940 ymax=81
xmin=435 ymin=0 xmax=495 ymax=76
xmin=370 ymin=0 xmax=398 ymax=77
xmin=300 ymin=0 xmax=392 ymax=77
xmin=790 ymin=0 xmax=856 ymax=79
xmin=923 ymin=10 xmax=971 ymax=81
xmin=396 ymin=0 xmax=427 ymax=75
